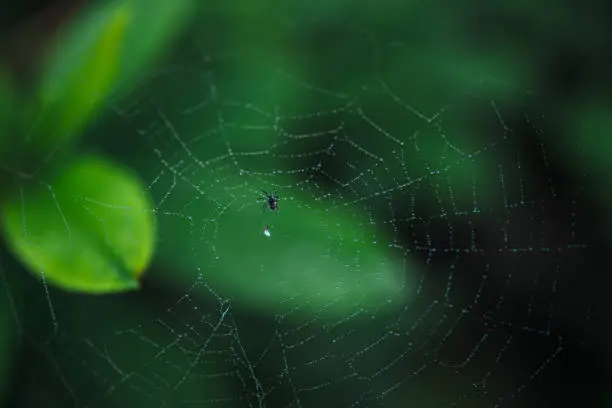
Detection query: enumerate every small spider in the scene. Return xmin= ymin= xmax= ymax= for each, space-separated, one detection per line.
xmin=261 ymin=190 xmax=279 ymax=214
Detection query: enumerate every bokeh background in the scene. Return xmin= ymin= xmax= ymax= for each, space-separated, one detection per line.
xmin=1 ymin=1 xmax=611 ymax=407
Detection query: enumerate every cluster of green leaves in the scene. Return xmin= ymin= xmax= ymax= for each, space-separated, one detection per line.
xmin=0 ymin=0 xmax=196 ymax=293
xmin=0 ymin=2 xmax=196 ymax=401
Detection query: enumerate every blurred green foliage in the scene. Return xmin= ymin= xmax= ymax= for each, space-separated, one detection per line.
xmin=0 ymin=0 xmax=196 ymax=292
xmin=0 ymin=0 xmax=610 ymax=407
xmin=0 ymin=2 xmax=197 ymax=402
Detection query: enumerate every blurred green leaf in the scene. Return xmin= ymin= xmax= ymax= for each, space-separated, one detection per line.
xmin=149 ymin=180 xmax=409 ymax=318
xmin=27 ymin=0 xmax=196 ymax=156
xmin=1 ymin=155 xmax=155 ymax=293
xmin=214 ymin=194 xmax=409 ymax=316
xmin=32 ymin=1 xmax=131 ymax=148
xmin=115 ymin=0 xmax=196 ymax=86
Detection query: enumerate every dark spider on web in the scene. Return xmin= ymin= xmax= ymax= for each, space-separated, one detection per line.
xmin=261 ymin=190 xmax=279 ymax=214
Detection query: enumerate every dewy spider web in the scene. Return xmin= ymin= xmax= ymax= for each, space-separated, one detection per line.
xmin=2 ymin=4 xmax=602 ymax=408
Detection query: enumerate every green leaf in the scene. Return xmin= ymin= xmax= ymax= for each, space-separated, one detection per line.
xmin=27 ymin=0 xmax=196 ymax=155
xmin=1 ymin=155 xmax=155 ymax=293
xmin=147 ymin=180 xmax=409 ymax=318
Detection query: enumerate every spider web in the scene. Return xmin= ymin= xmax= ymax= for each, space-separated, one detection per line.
xmin=2 ymin=3 xmax=607 ymax=408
